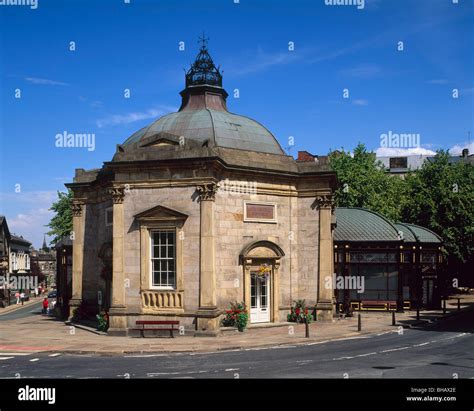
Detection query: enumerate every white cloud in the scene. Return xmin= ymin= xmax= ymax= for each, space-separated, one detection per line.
xmin=427 ymin=79 xmax=449 ymax=85
xmin=96 ymin=106 xmax=176 ymax=128
xmin=353 ymin=99 xmax=369 ymax=106
xmin=461 ymin=87 xmax=474 ymax=95
xmin=24 ymin=77 xmax=69 ymax=86
xmin=449 ymin=142 xmax=474 ymax=156
xmin=230 ymin=48 xmax=302 ymax=76
xmin=339 ymin=63 xmax=381 ymax=79
xmin=375 ymin=147 xmax=436 ymax=156
xmin=0 ymin=191 xmax=58 ymax=248
xmin=0 ymin=191 xmax=57 ymax=205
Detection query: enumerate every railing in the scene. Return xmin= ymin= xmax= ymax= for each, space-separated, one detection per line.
xmin=141 ymin=290 xmax=183 ymax=310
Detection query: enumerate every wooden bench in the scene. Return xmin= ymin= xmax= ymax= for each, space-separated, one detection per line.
xmin=360 ymin=300 xmax=397 ymax=311
xmin=131 ymin=320 xmax=180 ymax=338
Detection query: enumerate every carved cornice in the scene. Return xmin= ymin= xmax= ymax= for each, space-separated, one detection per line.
xmin=314 ymin=194 xmax=334 ymax=210
xmin=108 ymin=187 xmax=126 ymax=204
xmin=196 ymin=182 xmax=218 ymax=201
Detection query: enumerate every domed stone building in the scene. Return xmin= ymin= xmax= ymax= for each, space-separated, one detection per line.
xmin=67 ymin=41 xmax=337 ymax=335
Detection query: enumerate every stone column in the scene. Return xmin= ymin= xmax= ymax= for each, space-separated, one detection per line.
xmin=107 ymin=186 xmax=127 ymax=335
xmin=69 ymin=199 xmax=86 ymax=320
xmin=196 ymin=182 xmax=220 ymax=335
xmin=315 ymin=195 xmax=334 ymax=321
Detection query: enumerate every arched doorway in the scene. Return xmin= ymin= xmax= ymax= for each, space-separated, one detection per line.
xmin=240 ymin=240 xmax=285 ymax=324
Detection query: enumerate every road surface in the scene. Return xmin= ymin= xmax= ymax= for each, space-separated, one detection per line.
xmin=0 ymin=309 xmax=472 ymax=379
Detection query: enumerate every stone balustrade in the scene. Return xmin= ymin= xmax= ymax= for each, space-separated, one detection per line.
xmin=141 ymin=290 xmax=184 ymax=310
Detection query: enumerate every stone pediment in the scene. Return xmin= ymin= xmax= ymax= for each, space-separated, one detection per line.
xmin=240 ymin=240 xmax=285 ymax=260
xmin=134 ymin=205 xmax=188 ymax=223
xmin=139 ymin=132 xmax=181 ymax=148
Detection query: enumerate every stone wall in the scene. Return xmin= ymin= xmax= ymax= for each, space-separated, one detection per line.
xmin=82 ymin=199 xmax=112 ymax=306
xmin=214 ymin=184 xmax=320 ymax=320
xmin=122 ymin=186 xmax=200 ymax=318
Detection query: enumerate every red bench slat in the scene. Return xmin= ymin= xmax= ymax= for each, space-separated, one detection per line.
xmin=132 ymin=320 xmax=180 ymax=338
xmin=136 ymin=320 xmax=179 ymax=325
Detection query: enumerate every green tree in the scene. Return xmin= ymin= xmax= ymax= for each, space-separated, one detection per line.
xmin=329 ymin=143 xmax=405 ymax=221
xmin=402 ymin=151 xmax=474 ymax=279
xmin=46 ymin=190 xmax=73 ymax=245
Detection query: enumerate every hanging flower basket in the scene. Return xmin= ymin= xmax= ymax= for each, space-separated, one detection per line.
xmin=256 ymin=264 xmax=272 ymax=278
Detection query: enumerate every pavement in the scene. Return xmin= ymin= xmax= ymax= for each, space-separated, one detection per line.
xmin=0 ymin=294 xmax=472 ymax=356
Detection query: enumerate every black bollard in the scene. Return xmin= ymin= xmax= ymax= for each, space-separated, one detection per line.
xmin=457 ymin=298 xmax=461 ymax=311
xmin=443 ymin=298 xmax=447 ymax=315
xmin=392 ymin=311 xmax=396 ymax=326
xmin=357 ymin=313 xmax=361 ymax=332
xmin=416 ymin=306 xmax=420 ymax=321
xmin=305 ymin=318 xmax=310 ymax=338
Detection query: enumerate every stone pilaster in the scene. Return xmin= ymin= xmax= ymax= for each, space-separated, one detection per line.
xmin=69 ymin=199 xmax=86 ymax=320
xmin=107 ymin=186 xmax=127 ymax=335
xmin=315 ymin=195 xmax=334 ymax=321
xmin=196 ymin=182 xmax=220 ymax=335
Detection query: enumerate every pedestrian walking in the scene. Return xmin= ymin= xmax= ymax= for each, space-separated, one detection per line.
xmin=20 ymin=292 xmax=25 ymax=305
xmin=15 ymin=292 xmax=20 ymax=305
xmin=42 ymin=297 xmax=48 ymax=314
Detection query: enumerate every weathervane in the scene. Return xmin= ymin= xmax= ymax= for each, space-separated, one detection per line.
xmin=198 ymin=31 xmax=209 ymax=49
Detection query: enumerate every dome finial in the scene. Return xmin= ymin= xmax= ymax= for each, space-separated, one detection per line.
xmin=185 ymin=34 xmax=222 ymax=88
xmin=198 ymin=31 xmax=209 ymax=49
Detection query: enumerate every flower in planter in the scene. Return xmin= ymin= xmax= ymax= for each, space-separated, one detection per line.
xmin=221 ymin=301 xmax=248 ymax=331
xmin=287 ymin=299 xmax=313 ymax=324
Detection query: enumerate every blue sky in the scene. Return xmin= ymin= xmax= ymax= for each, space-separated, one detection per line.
xmin=0 ymin=0 xmax=473 ymax=247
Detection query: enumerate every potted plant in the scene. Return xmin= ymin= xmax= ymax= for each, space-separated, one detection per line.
xmin=222 ymin=301 xmax=248 ymax=332
xmin=287 ymin=299 xmax=313 ymax=324
xmin=96 ymin=310 xmax=109 ymax=332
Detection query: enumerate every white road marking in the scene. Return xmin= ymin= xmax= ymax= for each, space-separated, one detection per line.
xmin=414 ymin=342 xmax=430 ymax=347
xmin=48 ymin=353 xmax=61 ymax=357
xmin=331 ymin=336 xmax=372 ymax=342
xmin=147 ymin=370 xmax=209 ymax=376
xmin=333 ymin=356 xmax=354 ymax=361
xmin=0 ymin=357 xmax=14 ymax=360
xmin=306 ymin=340 xmax=330 ymax=346
xmin=356 ymin=352 xmax=377 ymax=357
xmin=225 ymin=368 xmax=239 ymax=371
xmin=381 ymin=347 xmax=410 ymax=353
xmin=29 ymin=358 xmax=39 ymax=362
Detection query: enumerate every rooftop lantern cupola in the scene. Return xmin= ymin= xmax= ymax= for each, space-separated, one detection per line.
xmin=179 ymin=34 xmax=228 ymax=112
xmin=185 ymin=34 xmax=223 ymax=88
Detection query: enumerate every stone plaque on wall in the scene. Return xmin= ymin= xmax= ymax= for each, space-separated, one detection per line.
xmin=244 ymin=202 xmax=276 ymax=223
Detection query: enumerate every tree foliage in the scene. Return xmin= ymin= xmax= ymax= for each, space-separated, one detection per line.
xmin=329 ymin=144 xmax=474 ymax=280
xmin=46 ymin=190 xmax=73 ymax=245
xmin=402 ymin=151 xmax=474 ymax=273
xmin=329 ymin=143 xmax=405 ymax=221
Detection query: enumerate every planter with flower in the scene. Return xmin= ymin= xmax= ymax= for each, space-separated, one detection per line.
xmin=287 ymin=299 xmax=313 ymax=324
xmin=221 ymin=301 xmax=248 ymax=332
xmin=96 ymin=310 xmax=109 ymax=332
